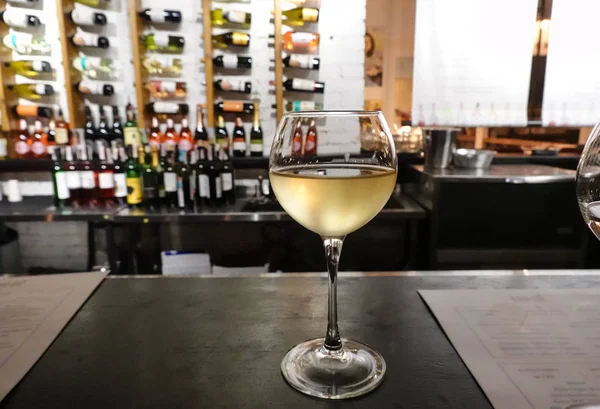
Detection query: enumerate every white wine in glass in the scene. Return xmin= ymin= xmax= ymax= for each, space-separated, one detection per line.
xmin=269 ymin=111 xmax=397 ymax=399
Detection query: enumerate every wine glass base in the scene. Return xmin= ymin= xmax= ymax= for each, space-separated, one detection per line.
xmin=280 ymin=338 xmax=386 ymax=399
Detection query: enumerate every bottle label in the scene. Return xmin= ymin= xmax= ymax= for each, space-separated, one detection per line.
xmin=177 ymin=177 xmax=185 ymax=208
xmin=5 ymin=33 xmax=33 ymax=50
xmin=80 ymin=171 xmax=96 ymax=189
xmin=289 ymin=54 xmax=312 ymax=69
xmin=164 ymin=172 xmax=177 ymax=192
xmin=222 ymin=173 xmax=233 ymax=192
xmin=221 ymin=101 xmax=244 ymax=112
xmin=153 ymin=33 xmax=170 ymax=48
xmin=148 ymin=9 xmax=166 ymax=23
xmin=66 ymin=171 xmax=81 ymax=189
xmin=35 ymin=84 xmax=49 ymax=95
xmin=77 ymin=56 xmax=102 ymax=71
xmin=292 ymin=78 xmax=315 ymax=91
xmin=55 ymin=171 xmax=70 ymax=200
xmin=99 ymin=172 xmax=114 ymax=189
xmin=221 ymin=55 xmax=238 ymax=69
xmin=124 ymin=128 xmax=141 ymax=146
xmin=231 ymin=32 xmax=248 ymax=46
xmin=71 ymin=7 xmax=98 ymax=26
xmin=31 ymin=141 xmax=46 ymax=155
xmin=148 ymin=139 xmax=161 ymax=148
xmin=294 ymin=100 xmax=316 ymax=111
xmin=0 ymin=138 xmax=6 ymax=158
xmin=250 ymin=142 xmax=263 ymax=152
xmin=3 ymin=10 xmax=30 ymax=28
xmin=55 ymin=128 xmax=69 ymax=145
xmin=32 ymin=60 xmax=45 ymax=72
xmin=152 ymin=102 xmax=178 ymax=114
xmin=302 ymin=8 xmax=319 ymax=22
xmin=158 ymin=81 xmax=177 ymax=93
xmin=78 ymin=81 xmax=103 ymax=95
xmin=233 ymin=141 xmax=246 ymax=151
xmin=164 ymin=139 xmax=177 ymax=149
xmin=199 ymin=174 xmax=209 ymax=198
xmin=15 ymin=140 xmax=29 ymax=155
xmin=127 ymin=177 xmax=143 ymax=204
xmin=159 ymin=186 xmax=165 ymax=198
xmin=215 ymin=175 xmax=222 ymax=198
xmin=74 ymin=30 xmax=100 ymax=47
xmin=225 ymin=10 xmax=247 ymax=24
xmin=291 ymin=32 xmax=313 ymax=45
xmin=178 ymin=139 xmax=192 ymax=152
xmin=292 ymin=139 xmax=302 ymax=154
xmin=114 ymin=173 xmax=127 ymax=197
xmin=219 ymin=79 xmax=244 ymax=92
xmin=304 ymin=139 xmax=316 ymax=153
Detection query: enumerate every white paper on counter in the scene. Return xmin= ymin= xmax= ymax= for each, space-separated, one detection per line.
xmin=412 ymin=0 xmax=538 ymax=127
xmin=0 ymin=271 xmax=107 ymax=402
xmin=541 ymin=0 xmax=600 ymax=127
xmin=420 ymin=289 xmax=600 ymax=409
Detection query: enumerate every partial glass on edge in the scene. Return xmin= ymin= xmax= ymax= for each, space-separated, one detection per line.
xmin=269 ymin=110 xmax=398 ymax=399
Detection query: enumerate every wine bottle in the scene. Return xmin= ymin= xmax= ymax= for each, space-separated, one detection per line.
xmin=214 ymin=100 xmax=254 ymax=114
xmin=209 ymin=54 xmax=252 ymax=69
xmin=163 ymin=150 xmax=178 ymax=208
xmin=64 ymin=146 xmax=82 ymax=205
xmin=194 ymin=106 xmax=209 ymax=147
xmin=124 ymin=102 xmax=141 ymax=146
xmin=142 ymin=33 xmax=184 ymax=53
xmin=163 ymin=118 xmax=179 ymax=150
xmin=211 ymin=9 xmax=251 ymax=28
xmin=31 ymin=119 xmax=47 ymax=158
xmin=75 ymin=81 xmax=114 ymax=96
xmin=84 ymin=106 xmax=97 ymax=153
xmin=148 ymin=117 xmax=163 ymax=149
xmin=281 ymin=53 xmax=320 ymax=70
xmin=274 ymin=78 xmax=325 ymax=93
xmin=96 ymin=109 xmax=111 ymax=146
xmin=273 ymin=100 xmax=324 ymax=112
xmin=7 ymin=84 xmax=54 ymax=99
xmin=139 ymin=9 xmax=182 ymax=24
xmin=13 ymin=104 xmax=52 ymax=118
xmin=281 ymin=7 xmax=319 ymax=26
xmin=111 ymin=106 xmax=123 ymax=143
xmin=55 ymin=108 xmax=71 ymax=146
xmin=146 ymin=102 xmax=189 ymax=115
xmin=14 ymin=119 xmax=31 ymax=159
xmin=75 ymin=0 xmax=109 ymax=7
xmin=178 ymin=118 xmax=193 ymax=153
xmin=304 ymin=119 xmax=317 ymax=156
xmin=212 ymin=32 xmax=250 ymax=49
xmin=112 ymin=146 xmax=127 ymax=204
xmin=215 ymin=115 xmax=228 ymax=148
xmin=176 ymin=149 xmax=192 ymax=210
xmin=220 ymin=148 xmax=235 ymax=204
xmin=250 ymin=104 xmax=263 ymax=157
xmin=70 ymin=5 xmax=107 ymax=26
xmin=208 ymin=145 xmax=222 ymax=206
xmin=291 ymin=121 xmax=303 ymax=156
xmin=142 ymin=146 xmax=159 ymax=209
xmin=0 ymin=9 xmax=41 ymax=28
xmin=5 ymin=60 xmax=52 ymax=77
xmin=146 ymin=81 xmax=186 ymax=99
xmin=3 ymin=33 xmax=50 ymax=55
xmin=143 ymin=56 xmax=182 ymax=76
xmin=271 ymin=31 xmax=319 ymax=53
xmin=72 ymin=56 xmax=114 ymax=78
xmin=232 ymin=117 xmax=246 ymax=157
xmin=51 ymin=148 xmax=70 ymax=208
xmin=125 ymin=145 xmax=142 ymax=208
xmin=47 ymin=116 xmax=57 ymax=153
xmin=196 ymin=147 xmax=210 ymax=207
xmin=70 ymin=30 xmax=110 ymax=48
xmin=214 ymin=79 xmax=251 ymax=94
xmin=96 ymin=141 xmax=115 ymax=205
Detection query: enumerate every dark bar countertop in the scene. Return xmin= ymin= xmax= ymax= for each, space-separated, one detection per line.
xmin=411 ymin=164 xmax=575 ymax=183
xmin=2 ymin=271 xmax=599 ymax=409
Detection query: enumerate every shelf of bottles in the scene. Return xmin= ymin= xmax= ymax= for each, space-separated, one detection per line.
xmin=271 ymin=0 xmax=323 ymax=126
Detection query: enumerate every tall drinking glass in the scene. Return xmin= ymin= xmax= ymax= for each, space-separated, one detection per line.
xmin=269 ymin=111 xmax=398 ymax=399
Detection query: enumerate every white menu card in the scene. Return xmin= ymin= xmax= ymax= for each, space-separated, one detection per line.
xmin=412 ymin=0 xmax=538 ymax=127
xmin=421 ymin=289 xmax=600 ymax=409
xmin=542 ymin=0 xmax=600 ymax=127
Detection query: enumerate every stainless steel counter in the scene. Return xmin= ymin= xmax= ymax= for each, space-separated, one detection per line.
xmin=411 ymin=164 xmax=575 ymax=183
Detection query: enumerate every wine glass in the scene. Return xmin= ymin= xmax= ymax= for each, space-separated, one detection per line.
xmin=269 ymin=111 xmax=398 ymax=399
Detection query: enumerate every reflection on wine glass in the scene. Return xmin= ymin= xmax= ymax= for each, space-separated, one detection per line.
xmin=269 ymin=111 xmax=398 ymax=399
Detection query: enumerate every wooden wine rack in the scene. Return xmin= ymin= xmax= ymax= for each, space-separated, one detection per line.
xmin=202 ymin=0 xmax=215 ymax=128
xmin=128 ymin=0 xmax=149 ymax=129
xmin=56 ymin=0 xmax=85 ymax=128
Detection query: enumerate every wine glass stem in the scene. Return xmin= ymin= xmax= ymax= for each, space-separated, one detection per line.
xmin=322 ymin=236 xmax=345 ymax=351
